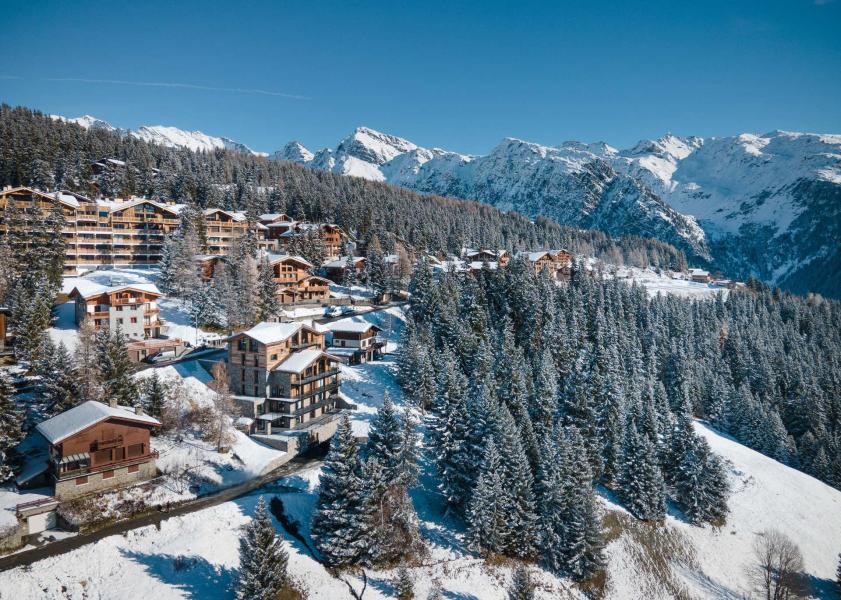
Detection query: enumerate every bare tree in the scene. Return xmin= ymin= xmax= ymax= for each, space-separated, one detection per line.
xmin=749 ymin=529 xmax=808 ymax=600
xmin=209 ymin=361 xmax=238 ymax=452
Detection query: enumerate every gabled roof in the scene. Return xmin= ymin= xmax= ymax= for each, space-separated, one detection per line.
xmin=259 ymin=213 xmax=293 ymax=223
xmin=36 ymin=401 xmax=160 ymax=445
xmin=234 ymin=321 xmax=320 ymax=345
xmin=108 ymin=198 xmax=180 ymax=216
xmin=69 ymin=282 xmax=162 ymax=300
xmin=272 ymin=349 xmax=341 ymax=374
xmin=298 ymin=275 xmax=332 ymax=286
xmin=516 ymin=250 xmax=552 ymax=262
xmin=203 ymin=208 xmax=248 ymax=222
xmin=266 ymin=253 xmax=314 ymax=269
xmin=328 ymin=320 xmax=382 ymax=334
xmin=0 ymin=186 xmax=85 ymax=209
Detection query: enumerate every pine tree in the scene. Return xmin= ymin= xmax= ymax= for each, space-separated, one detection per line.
xmin=96 ymin=328 xmax=138 ymax=406
xmin=75 ymin=317 xmax=102 ymax=402
xmin=617 ymin=419 xmax=666 ymax=521
xmin=37 ymin=338 xmax=82 ymax=416
xmin=311 ymin=415 xmax=370 ymax=566
xmin=343 ymin=255 xmax=358 ymax=288
xmin=235 ymin=496 xmax=289 ymax=600
xmin=674 ymin=436 xmax=729 ymax=524
xmin=508 ymin=565 xmax=535 ymax=600
xmin=466 ymin=438 xmax=512 ymax=555
xmin=393 ymin=566 xmax=414 ymax=600
xmin=142 ymin=370 xmax=169 ymax=420
xmin=256 ymin=257 xmax=281 ymax=322
xmin=0 ymin=372 xmax=23 ymax=482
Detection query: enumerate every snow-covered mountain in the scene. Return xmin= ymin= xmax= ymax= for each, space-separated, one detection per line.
xmin=276 ymin=128 xmax=841 ymax=297
xmin=52 ymin=115 xmax=266 ymax=156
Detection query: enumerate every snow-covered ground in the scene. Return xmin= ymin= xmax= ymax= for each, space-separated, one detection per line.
xmin=608 ymin=266 xmax=729 ymax=300
xmin=6 ymin=305 xmax=838 ymax=599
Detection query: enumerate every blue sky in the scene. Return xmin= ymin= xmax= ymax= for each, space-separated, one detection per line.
xmin=1 ymin=0 xmax=839 ymax=154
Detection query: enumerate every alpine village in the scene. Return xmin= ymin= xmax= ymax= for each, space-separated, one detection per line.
xmin=1 ymin=42 xmax=841 ymax=599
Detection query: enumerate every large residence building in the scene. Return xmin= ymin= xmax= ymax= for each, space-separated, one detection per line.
xmin=0 ymin=186 xmax=275 ymax=273
xmin=517 ymin=249 xmax=573 ymax=279
xmin=327 ymin=321 xmax=385 ymax=364
xmin=69 ymin=282 xmax=164 ymax=339
xmin=33 ymin=400 xmax=160 ymax=500
xmin=267 ymin=253 xmax=332 ymax=304
xmin=229 ymin=322 xmax=342 ymax=435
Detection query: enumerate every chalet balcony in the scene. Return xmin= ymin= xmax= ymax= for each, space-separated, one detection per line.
xmin=290 ymin=379 xmax=340 ymax=402
xmin=295 ymin=367 xmax=340 ymax=385
xmin=291 ymin=340 xmax=321 ymax=351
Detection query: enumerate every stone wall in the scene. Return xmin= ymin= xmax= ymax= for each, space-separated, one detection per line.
xmin=54 ymin=459 xmax=157 ymax=501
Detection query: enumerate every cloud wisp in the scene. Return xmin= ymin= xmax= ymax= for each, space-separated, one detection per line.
xmin=44 ymin=77 xmax=308 ymax=100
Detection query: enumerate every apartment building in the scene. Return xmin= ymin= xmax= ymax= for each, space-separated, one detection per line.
xmin=69 ymin=282 xmax=164 ymax=339
xmin=517 ymin=249 xmax=573 ymax=279
xmin=228 ymin=322 xmax=342 ymax=433
xmin=0 ymin=187 xmax=275 ymax=273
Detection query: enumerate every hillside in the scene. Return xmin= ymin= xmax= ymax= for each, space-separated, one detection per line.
xmin=0 ymin=105 xmax=688 ymax=271
xmin=279 ymin=128 xmax=841 ymax=297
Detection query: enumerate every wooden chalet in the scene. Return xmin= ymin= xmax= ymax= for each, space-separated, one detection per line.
xmin=32 ymin=400 xmax=160 ymax=500
xmin=327 ymin=321 xmax=384 ymax=364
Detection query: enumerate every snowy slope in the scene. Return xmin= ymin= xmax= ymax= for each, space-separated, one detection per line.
xmin=5 ymin=308 xmax=840 ymax=599
xmin=602 ymin=421 xmax=841 ymax=599
xmin=51 ymin=114 xmax=266 ymax=156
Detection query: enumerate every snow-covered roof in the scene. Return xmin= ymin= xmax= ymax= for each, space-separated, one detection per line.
xmin=36 ymin=401 xmax=161 ymax=445
xmin=322 ymin=256 xmax=365 ymax=269
xmin=517 ymin=250 xmax=551 ymax=262
xmin=203 ymin=208 xmax=247 ymax=221
xmin=469 ymin=261 xmax=498 ymax=270
xmin=69 ymin=282 xmax=162 ymax=300
xmin=327 ymin=321 xmax=382 ymax=334
xmin=689 ymin=268 xmax=710 ymax=277
xmin=236 ymin=321 xmax=318 ymax=345
xmin=266 ymin=253 xmax=313 ymax=268
xmin=106 ymin=198 xmax=180 ymax=216
xmin=266 ymin=221 xmax=298 ymax=228
xmin=272 ymin=349 xmax=340 ymax=374
xmin=259 ymin=213 xmax=292 ymax=222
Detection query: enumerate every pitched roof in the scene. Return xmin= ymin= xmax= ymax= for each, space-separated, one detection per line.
xmin=69 ymin=282 xmax=162 ymax=300
xmin=327 ymin=321 xmax=382 ymax=334
xmin=322 ymin=256 xmax=365 ymax=269
xmin=36 ymin=401 xmax=160 ymax=445
xmin=107 ymin=198 xmax=180 ymax=216
xmin=266 ymin=253 xmax=313 ymax=269
xmin=272 ymin=349 xmax=341 ymax=374
xmin=236 ymin=321 xmax=320 ymax=345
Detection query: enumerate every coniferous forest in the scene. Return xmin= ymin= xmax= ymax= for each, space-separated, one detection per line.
xmin=0 ymin=105 xmax=685 ymax=270
xmin=398 ymin=257 xmax=841 ymax=576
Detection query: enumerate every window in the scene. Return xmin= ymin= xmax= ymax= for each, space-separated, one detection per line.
xmin=117 ymin=318 xmax=123 ymax=324
xmin=127 ymin=443 xmax=144 ymax=458
xmin=94 ymin=448 xmax=112 ymax=464
xmin=128 ymin=464 xmax=139 ymax=474
xmin=114 ymin=447 xmax=125 ymax=461
xmin=270 ymin=353 xmax=278 ymax=360
xmin=76 ymin=476 xmax=88 ymax=486
xmin=131 ymin=317 xmax=137 ymax=324
xmin=102 ymin=470 xmax=114 ymax=479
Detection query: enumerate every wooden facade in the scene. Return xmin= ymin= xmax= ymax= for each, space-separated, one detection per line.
xmin=228 ymin=323 xmax=342 ymax=432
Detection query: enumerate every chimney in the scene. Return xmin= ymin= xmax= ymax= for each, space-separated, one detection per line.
xmin=108 ymin=397 xmax=118 ymax=408
xmin=135 ymin=404 xmax=144 ymax=416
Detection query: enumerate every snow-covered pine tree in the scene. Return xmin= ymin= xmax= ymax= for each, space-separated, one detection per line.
xmin=256 ymin=256 xmax=281 ymax=322
xmin=311 ymin=415 xmax=370 ymax=566
xmin=363 ymin=394 xmax=421 ymax=565
xmin=617 ymin=419 xmax=666 ymax=522
xmin=343 ymin=255 xmax=358 ymax=288
xmin=393 ymin=566 xmax=414 ymax=600
xmin=235 ymin=496 xmax=289 ymax=600
xmin=37 ymin=338 xmax=82 ymax=416
xmin=75 ymin=317 xmax=102 ymax=403
xmin=466 ymin=438 xmax=513 ymax=555
xmin=142 ymin=370 xmax=169 ymax=420
xmin=96 ymin=328 xmax=138 ymax=406
xmin=674 ymin=435 xmax=729 ymax=524
xmin=0 ymin=372 xmax=23 ymax=482
xmin=507 ymin=565 xmax=535 ymax=600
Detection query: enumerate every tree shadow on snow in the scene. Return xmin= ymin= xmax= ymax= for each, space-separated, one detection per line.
xmin=120 ymin=550 xmax=237 ymax=599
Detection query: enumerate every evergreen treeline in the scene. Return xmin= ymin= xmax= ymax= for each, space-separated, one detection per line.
xmin=0 ymin=105 xmax=686 ymax=270
xmin=396 ymin=258 xmax=783 ymax=577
